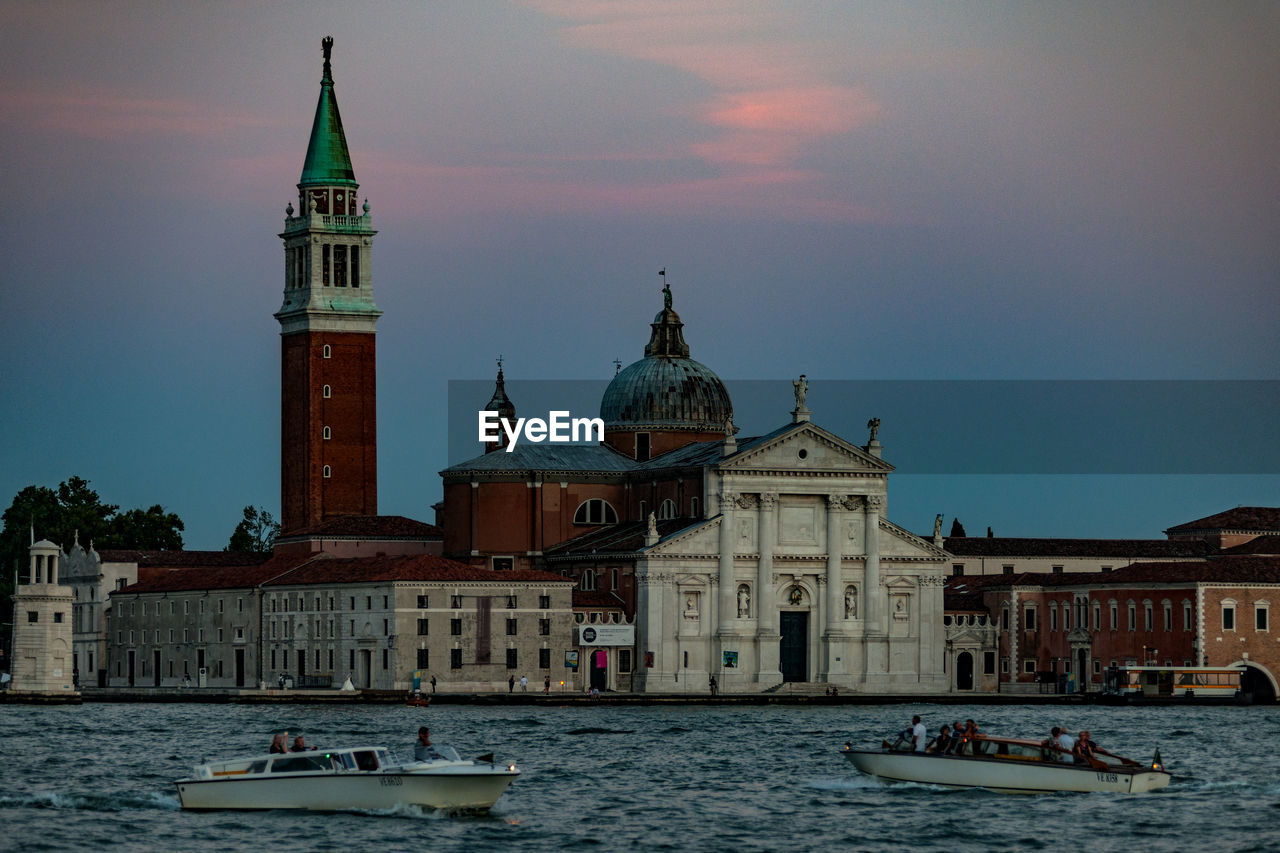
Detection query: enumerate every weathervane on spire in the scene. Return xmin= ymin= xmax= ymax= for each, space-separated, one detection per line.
xmin=659 ymin=268 xmax=672 ymax=310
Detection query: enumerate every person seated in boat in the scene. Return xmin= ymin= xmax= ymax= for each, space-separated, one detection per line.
xmin=414 ymin=726 xmax=445 ymax=761
xmin=290 ymin=735 xmax=315 ymax=752
xmin=962 ymin=719 xmax=986 ymax=754
xmin=928 ymin=723 xmax=953 ymax=754
xmin=269 ymin=733 xmax=287 ymax=754
xmin=1073 ymin=730 xmax=1098 ymax=763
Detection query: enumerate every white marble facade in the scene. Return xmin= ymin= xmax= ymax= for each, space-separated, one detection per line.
xmin=633 ymin=422 xmax=948 ymax=694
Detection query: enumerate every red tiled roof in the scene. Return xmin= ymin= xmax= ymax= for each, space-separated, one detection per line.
xmin=115 ymin=555 xmax=300 ymax=593
xmin=97 ymin=549 xmax=273 ymax=568
xmin=263 ymin=553 xmax=569 ymax=587
xmin=1165 ymin=506 xmax=1280 ymax=535
xmin=943 ymin=537 xmax=1210 ymax=559
xmin=947 ymin=556 xmax=1280 ymax=592
xmin=546 ymin=518 xmax=703 ymax=559
xmin=1220 ymin=535 xmax=1280 ymax=556
xmin=278 ymin=515 xmax=442 ymax=540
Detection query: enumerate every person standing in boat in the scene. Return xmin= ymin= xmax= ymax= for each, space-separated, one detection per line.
xmin=415 ymin=726 xmax=444 ymax=761
xmin=911 ymin=715 xmax=927 ymax=752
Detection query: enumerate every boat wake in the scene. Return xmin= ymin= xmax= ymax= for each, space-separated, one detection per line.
xmin=0 ymin=791 xmax=181 ymax=812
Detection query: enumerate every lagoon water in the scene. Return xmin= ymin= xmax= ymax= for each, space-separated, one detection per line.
xmin=2 ymin=701 xmax=1278 ymax=852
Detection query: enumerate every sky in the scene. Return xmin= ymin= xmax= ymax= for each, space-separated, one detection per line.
xmin=1 ymin=1 xmax=1277 ymax=550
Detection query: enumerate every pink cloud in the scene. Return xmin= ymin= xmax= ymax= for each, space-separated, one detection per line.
xmin=520 ymin=1 xmax=884 ymax=218
xmin=0 ymin=88 xmax=291 ymax=141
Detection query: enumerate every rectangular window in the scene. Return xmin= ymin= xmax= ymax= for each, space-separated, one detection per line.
xmin=350 ymin=649 xmax=355 ymax=669
xmin=1257 ymin=607 xmax=1268 ymax=631
xmin=1063 ymin=608 xmax=1070 ymax=631
xmin=350 ymin=597 xmax=355 ymax=610
xmin=1001 ymin=608 xmax=1009 ymax=631
xmin=1184 ymin=603 xmax=1193 ymax=630
xmin=315 ymin=649 xmax=320 ymax=670
xmin=218 ymin=599 xmax=224 ymax=614
xmin=450 ymin=619 xmax=462 ymax=636
xmin=506 ymin=649 xmax=518 ymax=669
xmin=417 ymin=618 xmax=429 ymax=636
xmin=450 ymin=648 xmax=462 ymax=669
xmin=1144 ymin=603 xmax=1153 ymax=631
xmin=451 ymin=595 xmax=463 ymax=609
xmin=383 ymin=619 xmax=389 ymax=636
xmin=328 ymin=649 xmax=333 ymax=670
xmin=350 ymin=245 xmax=360 ymax=287
xmin=1128 ymin=603 xmax=1136 ymax=631
xmin=507 ymin=595 xmax=518 ymax=609
xmin=1110 ymin=602 xmax=1118 ymax=630
xmin=1024 ymin=607 xmax=1036 ymax=631
xmin=27 ymin=611 xmax=38 ymax=623
xmin=1052 ymin=565 xmax=1063 ymax=574
xmin=492 ymin=557 xmax=514 ymax=571
xmin=539 ymin=648 xmax=551 ymax=669
xmin=1164 ymin=604 xmax=1172 ymax=631
xmin=506 ymin=618 xmax=518 ymax=636
xmin=1023 ymin=659 xmax=1036 ymax=674
xmin=366 ymin=596 xmax=372 ymax=610
xmin=539 ymin=618 xmax=550 ymax=636
xmin=169 ymin=628 xmax=174 ymax=642
xmin=952 ymin=564 xmax=964 ymax=577
xmin=383 ymin=596 xmax=388 ymax=609
xmin=619 ymin=649 xmax=633 ymax=673
xmin=1101 ymin=565 xmax=1113 ymax=573
xmin=417 ymin=594 xmax=429 ymax=609
xmin=382 ymin=649 xmax=388 ymax=670
xmin=539 ymin=595 xmax=551 ymax=610
xmin=218 ymin=628 xmax=224 ymax=643
xmin=1049 ymin=607 xmax=1057 ymax=632
xmin=1093 ymin=659 xmax=1102 ymax=674
xmin=417 ymin=648 xmax=429 ymax=668
xmin=1002 ymin=565 xmax=1014 ymax=575
xmin=271 ymin=649 xmax=276 ymax=669
xmin=1093 ymin=602 xmax=1101 ymax=630
xmin=54 ymin=612 xmax=64 ymax=624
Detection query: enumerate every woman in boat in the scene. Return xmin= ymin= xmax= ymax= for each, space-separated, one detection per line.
xmin=1074 ymin=730 xmax=1098 ymax=763
xmin=928 ymin=724 xmax=953 ymax=754
xmin=269 ymin=733 xmax=287 ymax=754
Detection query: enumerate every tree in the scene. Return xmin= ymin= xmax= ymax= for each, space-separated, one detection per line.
xmin=949 ymin=518 xmax=967 ymax=538
xmin=100 ymin=505 xmax=185 ymax=550
xmin=226 ymin=506 xmax=280 ymax=553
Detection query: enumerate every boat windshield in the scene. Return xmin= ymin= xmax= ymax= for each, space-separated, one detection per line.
xmin=353 ymin=750 xmax=380 ymax=771
xmin=269 ymin=755 xmax=336 ymax=774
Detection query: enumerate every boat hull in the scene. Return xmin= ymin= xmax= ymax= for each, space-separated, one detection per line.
xmin=843 ymin=749 xmax=1170 ymax=795
xmin=175 ymin=768 xmax=517 ymax=812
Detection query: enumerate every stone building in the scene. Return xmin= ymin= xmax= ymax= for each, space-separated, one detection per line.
xmin=443 ymin=286 xmax=950 ymax=693
xmin=9 ymin=537 xmax=76 ymax=695
xmin=942 ymin=537 xmax=1209 ymax=577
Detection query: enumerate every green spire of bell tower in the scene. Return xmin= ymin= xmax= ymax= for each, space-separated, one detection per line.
xmin=300 ymin=36 xmax=356 ymax=187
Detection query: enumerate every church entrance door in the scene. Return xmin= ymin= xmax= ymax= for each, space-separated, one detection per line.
xmin=956 ymin=651 xmax=974 ymax=690
xmin=779 ymin=612 xmax=808 ymax=682
xmin=590 ymin=649 xmax=608 ymax=691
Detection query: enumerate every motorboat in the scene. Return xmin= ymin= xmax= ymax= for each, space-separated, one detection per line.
xmin=174 ymin=745 xmax=518 ymax=812
xmin=842 ymin=735 xmax=1170 ymax=794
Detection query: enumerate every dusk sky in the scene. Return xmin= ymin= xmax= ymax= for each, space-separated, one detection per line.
xmin=2 ymin=1 xmax=1276 ymax=550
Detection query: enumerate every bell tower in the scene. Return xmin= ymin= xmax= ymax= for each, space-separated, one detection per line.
xmin=276 ymin=37 xmax=381 ymax=534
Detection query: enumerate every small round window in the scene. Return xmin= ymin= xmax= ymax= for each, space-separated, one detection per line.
xmin=798 ymin=448 xmax=808 ymax=459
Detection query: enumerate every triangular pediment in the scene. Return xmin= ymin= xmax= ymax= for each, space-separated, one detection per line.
xmin=719 ymin=422 xmax=893 ymax=474
xmin=879 ymin=519 xmax=950 ymax=560
xmin=644 ymin=517 xmax=721 ymax=557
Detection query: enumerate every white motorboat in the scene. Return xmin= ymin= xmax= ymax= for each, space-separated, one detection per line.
xmin=174 ymin=745 xmax=519 ymax=812
xmin=842 ymin=735 xmax=1170 ymax=794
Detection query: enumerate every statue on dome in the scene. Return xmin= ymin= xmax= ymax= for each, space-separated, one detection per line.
xmin=662 ymin=281 xmax=672 ymax=310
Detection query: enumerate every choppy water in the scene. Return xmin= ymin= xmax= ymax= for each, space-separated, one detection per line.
xmin=2 ymin=701 xmax=1278 ymax=852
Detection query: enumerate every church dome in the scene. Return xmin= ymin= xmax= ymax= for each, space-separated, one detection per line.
xmin=600 ymin=284 xmax=732 ymax=432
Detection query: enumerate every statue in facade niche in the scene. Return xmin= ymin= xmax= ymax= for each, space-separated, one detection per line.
xmin=867 ymin=417 xmax=881 ymax=442
xmin=844 ymin=587 xmax=857 ymax=618
xmin=793 ymin=374 xmax=808 ymax=409
xmin=737 ymin=585 xmax=750 ymax=617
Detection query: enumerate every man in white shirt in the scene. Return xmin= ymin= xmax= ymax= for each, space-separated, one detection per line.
xmin=1056 ymin=727 xmax=1077 ymax=762
xmin=911 ymin=715 xmax=927 ymax=752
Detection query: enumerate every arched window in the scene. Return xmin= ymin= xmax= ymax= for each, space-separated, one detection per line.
xmin=1162 ymin=599 xmax=1173 ymax=631
xmin=1062 ymin=601 xmax=1070 ymax=631
xmin=322 ymin=344 xmax=331 ymax=359
xmin=658 ymin=499 xmax=676 ymax=520
xmin=573 ymin=499 xmax=618 ymax=526
xmin=323 ymin=426 xmax=331 ymax=440
xmin=1222 ymin=598 xmax=1237 ymax=631
xmin=580 ymin=571 xmax=597 ymax=591
xmin=323 ymin=385 xmax=331 ymax=398
xmin=1109 ymin=599 xmax=1118 ymax=630
xmin=1048 ymin=602 xmax=1057 ymax=632
xmin=323 ymin=465 xmax=331 ymax=478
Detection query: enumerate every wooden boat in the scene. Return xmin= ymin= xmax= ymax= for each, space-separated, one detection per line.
xmin=842 ymin=735 xmax=1170 ymax=794
xmin=406 ymin=695 xmax=431 ymax=707
xmin=175 ymin=745 xmax=518 ymax=812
